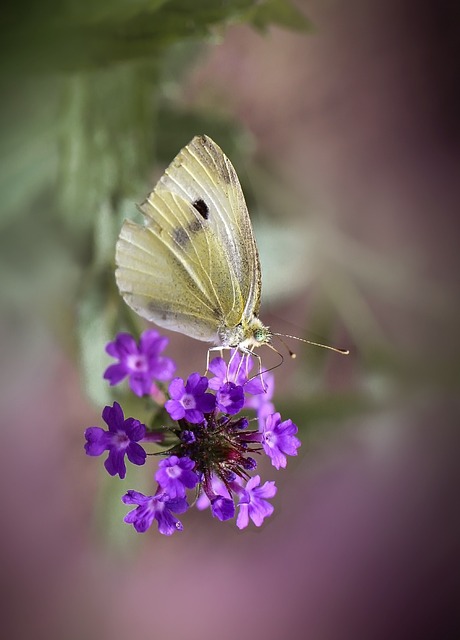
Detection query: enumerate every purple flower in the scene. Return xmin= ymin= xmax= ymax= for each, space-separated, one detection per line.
xmin=104 ymin=330 xmax=176 ymax=397
xmin=122 ymin=490 xmax=188 ymax=535
xmin=181 ymin=430 xmax=196 ymax=444
xmin=155 ymin=455 xmax=199 ymax=499
xmin=211 ymin=496 xmax=235 ymax=521
xmin=216 ymin=382 xmax=245 ymax=415
xmin=208 ymin=351 xmax=248 ymax=389
xmin=236 ymin=476 xmax=277 ymax=529
xmin=208 ymin=350 xmax=267 ymax=396
xmin=165 ymin=373 xmax=216 ymax=423
xmin=84 ymin=402 xmax=146 ymax=479
xmin=196 ymin=476 xmax=231 ymax=511
xmin=261 ymin=412 xmax=301 ymax=470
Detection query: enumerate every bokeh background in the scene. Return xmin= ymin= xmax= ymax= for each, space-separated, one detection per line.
xmin=1 ymin=1 xmax=459 ymax=639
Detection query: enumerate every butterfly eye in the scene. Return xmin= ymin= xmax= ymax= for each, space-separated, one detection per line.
xmin=254 ymin=328 xmax=269 ymax=343
xmin=192 ymin=199 xmax=209 ymax=220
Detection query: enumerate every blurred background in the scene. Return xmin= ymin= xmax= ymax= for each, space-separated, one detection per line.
xmin=1 ymin=1 xmax=459 ymax=638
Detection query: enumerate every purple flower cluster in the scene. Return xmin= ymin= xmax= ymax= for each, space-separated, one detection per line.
xmin=85 ymin=333 xmax=301 ymax=536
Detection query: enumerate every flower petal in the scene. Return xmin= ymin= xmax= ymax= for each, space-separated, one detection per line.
xmin=103 ymin=363 xmax=128 ymax=385
xmin=126 ymin=442 xmax=147 ymax=467
xmin=84 ymin=427 xmax=109 ymax=456
xmin=104 ymin=448 xmax=126 ymax=478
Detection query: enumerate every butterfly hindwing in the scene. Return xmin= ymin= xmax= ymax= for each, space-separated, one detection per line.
xmin=116 ymin=191 xmax=236 ymax=341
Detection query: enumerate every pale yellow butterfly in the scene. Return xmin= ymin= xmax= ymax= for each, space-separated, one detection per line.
xmin=115 ymin=135 xmax=348 ymax=365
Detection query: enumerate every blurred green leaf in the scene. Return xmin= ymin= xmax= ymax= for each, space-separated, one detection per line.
xmin=155 ymin=105 xmax=250 ymax=164
xmin=248 ymin=0 xmax=312 ymax=32
xmin=0 ymin=78 xmax=60 ymax=228
xmin=77 ymin=266 xmax=120 ymax=406
xmin=2 ymin=0 xmax=259 ymax=73
xmin=57 ymin=62 xmax=158 ymax=242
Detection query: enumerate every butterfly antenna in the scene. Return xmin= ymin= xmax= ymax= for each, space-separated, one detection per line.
xmin=273 ymin=334 xmax=297 ymax=359
xmin=273 ymin=333 xmax=349 ymax=356
xmin=246 ymin=343 xmax=284 ymax=389
xmin=261 ymin=342 xmax=285 ymax=376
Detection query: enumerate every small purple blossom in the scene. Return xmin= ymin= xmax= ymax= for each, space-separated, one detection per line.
xmin=104 ymin=330 xmax=176 ymax=397
xmin=262 ymin=412 xmax=301 ymax=470
xmin=237 ymin=475 xmax=277 ymax=529
xmin=208 ymin=351 xmax=249 ymax=389
xmin=122 ymin=490 xmax=188 ymax=535
xmin=242 ymin=456 xmax=257 ymax=470
xmin=155 ymin=455 xmax=199 ymax=499
xmin=196 ymin=476 xmax=231 ymax=511
xmin=211 ymin=496 xmax=235 ymax=521
xmin=216 ymin=382 xmax=245 ymax=415
xmin=181 ymin=430 xmax=196 ymax=444
xmin=84 ymin=402 xmax=146 ymax=479
xmin=165 ymin=373 xmax=216 ymax=423
xmin=208 ymin=350 xmax=268 ymax=397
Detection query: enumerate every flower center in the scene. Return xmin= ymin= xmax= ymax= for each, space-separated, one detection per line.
xmin=147 ymin=496 xmax=163 ymax=515
xmin=166 ymin=465 xmax=181 ymax=479
xmin=114 ymin=432 xmax=129 ymax=448
xmin=263 ymin=431 xmax=275 ymax=448
xmin=219 ymin=392 xmax=230 ymax=405
xmin=127 ymin=354 xmax=148 ymax=372
xmin=181 ymin=393 xmax=196 ymax=410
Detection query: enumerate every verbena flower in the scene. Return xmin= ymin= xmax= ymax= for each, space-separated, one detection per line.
xmin=155 ymin=455 xmax=199 ymax=499
xmin=104 ymin=330 xmax=175 ymax=397
xmin=84 ymin=402 xmax=146 ymax=479
xmin=236 ymin=475 xmax=277 ymax=529
xmin=261 ymin=412 xmax=301 ymax=470
xmin=122 ymin=490 xmax=188 ymax=535
xmin=208 ymin=352 xmax=264 ymax=395
xmin=196 ymin=475 xmax=232 ymax=511
xmin=211 ymin=495 xmax=235 ymax=521
xmin=165 ymin=373 xmax=216 ymax=423
xmin=216 ymin=381 xmax=245 ymax=415
xmin=85 ymin=332 xmax=302 ymax=536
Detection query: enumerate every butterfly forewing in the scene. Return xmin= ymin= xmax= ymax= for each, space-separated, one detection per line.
xmin=158 ymin=135 xmax=262 ymax=322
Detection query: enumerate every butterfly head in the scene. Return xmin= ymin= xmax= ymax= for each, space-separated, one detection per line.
xmin=249 ymin=318 xmax=272 ymax=348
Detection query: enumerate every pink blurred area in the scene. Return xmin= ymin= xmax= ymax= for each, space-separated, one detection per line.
xmin=2 ymin=1 xmax=460 ymax=639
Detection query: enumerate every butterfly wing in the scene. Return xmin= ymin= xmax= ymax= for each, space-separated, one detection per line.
xmin=115 ymin=136 xmax=262 ymax=343
xmin=116 ymin=191 xmax=228 ymax=342
xmin=157 ymin=135 xmax=262 ymax=322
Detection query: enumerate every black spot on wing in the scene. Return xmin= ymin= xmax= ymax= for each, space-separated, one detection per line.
xmin=192 ymin=198 xmax=209 ymax=219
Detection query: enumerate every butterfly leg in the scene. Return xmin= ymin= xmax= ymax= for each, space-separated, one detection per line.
xmin=237 ymin=349 xmax=252 ymax=384
xmin=205 ymin=346 xmax=226 ymax=376
xmin=240 ymin=346 xmax=267 ymax=393
xmin=229 ymin=347 xmax=244 ymax=383
xmin=252 ymin=349 xmax=267 ymax=393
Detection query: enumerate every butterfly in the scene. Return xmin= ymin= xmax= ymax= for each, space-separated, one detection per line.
xmin=115 ymin=135 xmax=348 ymax=365
xmin=115 ymin=135 xmax=271 ymax=361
